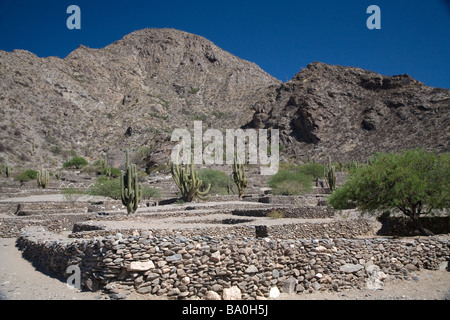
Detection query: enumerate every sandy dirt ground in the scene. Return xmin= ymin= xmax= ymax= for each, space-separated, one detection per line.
xmin=1 ymin=237 xmax=449 ymax=301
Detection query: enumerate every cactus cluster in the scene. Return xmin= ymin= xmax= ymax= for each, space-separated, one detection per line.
xmin=232 ymin=155 xmax=248 ymax=199
xmin=324 ymin=156 xmax=336 ymax=192
xmin=120 ymin=151 xmax=142 ymax=214
xmin=37 ymin=168 xmax=49 ymax=189
xmin=170 ymin=156 xmax=211 ymax=202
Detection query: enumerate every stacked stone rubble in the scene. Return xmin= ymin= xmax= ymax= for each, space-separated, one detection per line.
xmin=17 ymin=226 xmax=450 ymax=299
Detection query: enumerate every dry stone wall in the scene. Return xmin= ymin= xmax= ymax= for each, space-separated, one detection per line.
xmin=17 ymin=226 xmax=450 ymax=300
xmin=70 ymin=218 xmax=376 ymax=240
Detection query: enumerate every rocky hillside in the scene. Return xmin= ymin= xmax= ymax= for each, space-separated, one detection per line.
xmin=248 ymin=62 xmax=449 ymax=163
xmin=0 ymin=28 xmax=280 ymax=169
xmin=0 ymin=29 xmax=448 ymax=171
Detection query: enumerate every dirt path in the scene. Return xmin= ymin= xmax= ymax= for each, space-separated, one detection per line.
xmin=0 ymin=238 xmax=105 ymax=300
xmin=1 ymin=237 xmax=449 ymax=300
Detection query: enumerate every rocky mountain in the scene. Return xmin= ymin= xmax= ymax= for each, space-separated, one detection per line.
xmin=0 ymin=28 xmax=280 ymax=169
xmin=248 ymin=62 xmax=449 ymax=163
xmin=0 ymin=28 xmax=448 ymax=172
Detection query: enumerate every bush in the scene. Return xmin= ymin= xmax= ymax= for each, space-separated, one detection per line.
xmin=15 ymin=169 xmax=38 ymax=182
xmin=63 ymin=156 xmax=88 ymax=169
xmin=88 ymin=176 xmax=160 ymax=201
xmin=142 ymin=185 xmax=161 ymax=199
xmin=147 ymin=163 xmax=170 ymax=174
xmin=101 ymin=166 xmax=122 ymax=178
xmin=81 ymin=164 xmax=98 ymax=175
xmin=88 ymin=176 xmax=121 ymax=200
xmin=198 ymin=169 xmax=234 ymax=195
xmin=297 ymin=163 xmax=325 ymax=180
xmin=268 ymin=169 xmax=312 ymax=195
xmin=328 ymin=148 xmax=450 ymax=235
xmin=62 ymin=187 xmax=84 ymax=203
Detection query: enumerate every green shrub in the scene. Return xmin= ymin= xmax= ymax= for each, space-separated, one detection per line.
xmin=81 ymin=164 xmax=98 ymax=175
xmin=62 ymin=187 xmax=84 ymax=203
xmin=198 ymin=169 xmax=234 ymax=195
xmin=297 ymin=163 xmax=325 ymax=180
xmin=147 ymin=163 xmax=170 ymax=174
xmin=88 ymin=176 xmax=121 ymax=200
xmin=142 ymin=185 xmax=161 ymax=199
xmin=268 ymin=169 xmax=312 ymax=195
xmin=328 ymin=149 xmax=450 ymax=235
xmin=137 ymin=170 xmax=148 ymax=182
xmin=15 ymin=169 xmax=38 ymax=182
xmin=63 ymin=156 xmax=88 ymax=169
xmin=88 ymin=176 xmax=159 ymax=201
xmin=92 ymin=159 xmax=107 ymax=169
xmin=271 ymin=179 xmax=312 ymax=195
xmin=101 ymin=166 xmax=121 ymax=178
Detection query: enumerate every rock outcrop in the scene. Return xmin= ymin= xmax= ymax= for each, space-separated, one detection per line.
xmin=1 ymin=29 xmax=448 ymax=169
xmin=248 ymin=62 xmax=449 ymax=163
xmin=0 ymin=28 xmax=280 ymax=167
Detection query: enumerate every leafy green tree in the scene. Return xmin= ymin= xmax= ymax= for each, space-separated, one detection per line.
xmin=328 ymin=149 xmax=449 ymax=235
xmin=63 ymin=156 xmax=88 ymax=169
xmin=297 ymin=163 xmax=325 ymax=180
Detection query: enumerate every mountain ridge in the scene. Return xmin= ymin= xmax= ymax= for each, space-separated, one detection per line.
xmin=0 ymin=28 xmax=281 ymax=169
xmin=0 ymin=28 xmax=448 ymax=171
xmin=248 ymin=61 xmax=449 ymax=162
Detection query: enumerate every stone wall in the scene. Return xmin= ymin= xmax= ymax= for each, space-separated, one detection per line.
xmin=0 ymin=212 xmax=114 ymax=238
xmin=70 ymin=218 xmax=376 ymax=240
xmin=17 ymin=226 xmax=450 ymax=300
xmin=0 ymin=200 xmax=121 ymax=216
xmin=231 ymin=206 xmax=334 ymax=219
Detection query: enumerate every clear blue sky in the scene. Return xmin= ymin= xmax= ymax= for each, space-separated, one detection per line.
xmin=0 ymin=0 xmax=449 ymax=88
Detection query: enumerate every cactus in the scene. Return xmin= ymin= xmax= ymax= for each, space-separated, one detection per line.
xmin=170 ymin=155 xmax=210 ymax=202
xmin=37 ymin=168 xmax=49 ymax=189
xmin=324 ymin=156 xmax=336 ymax=192
xmin=120 ymin=150 xmax=142 ymax=214
xmin=4 ymin=165 xmax=12 ymax=178
xmin=105 ymin=166 xmax=112 ymax=178
xmin=232 ymin=155 xmax=248 ymax=199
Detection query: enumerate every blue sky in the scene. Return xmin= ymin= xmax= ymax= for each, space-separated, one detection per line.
xmin=0 ymin=0 xmax=449 ymax=88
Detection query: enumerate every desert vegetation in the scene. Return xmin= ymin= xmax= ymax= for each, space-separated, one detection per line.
xmin=170 ymin=156 xmax=211 ymax=202
xmin=0 ymin=28 xmax=448 ymax=300
xmin=328 ymin=148 xmax=450 ymax=236
xmin=1 ymin=143 xmax=449 ymax=301
xmin=267 ymin=162 xmax=326 ymax=195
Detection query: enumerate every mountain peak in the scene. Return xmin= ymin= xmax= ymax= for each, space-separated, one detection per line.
xmin=0 ymin=29 xmax=281 ymax=168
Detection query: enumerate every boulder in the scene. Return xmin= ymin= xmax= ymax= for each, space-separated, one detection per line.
xmin=339 ymin=263 xmax=364 ymax=273
xmin=222 ymin=286 xmax=241 ymax=300
xmin=127 ymin=260 xmax=155 ymax=271
xmin=205 ymin=291 xmax=221 ymax=300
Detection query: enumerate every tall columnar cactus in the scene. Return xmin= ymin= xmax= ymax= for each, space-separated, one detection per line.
xmin=232 ymin=155 xmax=248 ymax=199
xmin=324 ymin=156 xmax=336 ymax=192
xmin=170 ymin=155 xmax=211 ymax=202
xmin=4 ymin=165 xmax=11 ymax=178
xmin=37 ymin=168 xmax=49 ymax=189
xmin=120 ymin=150 xmax=142 ymax=214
